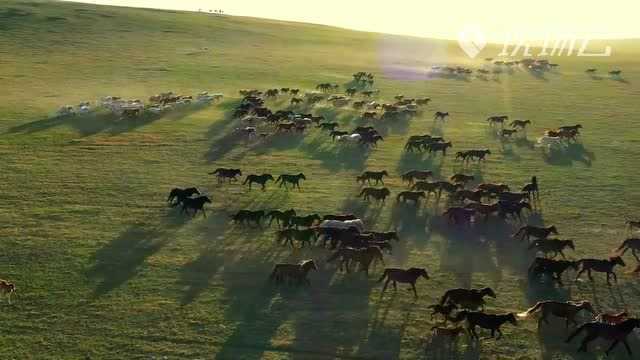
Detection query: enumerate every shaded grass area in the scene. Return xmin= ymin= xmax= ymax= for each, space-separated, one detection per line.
xmin=1 ymin=0 xmax=640 ymax=358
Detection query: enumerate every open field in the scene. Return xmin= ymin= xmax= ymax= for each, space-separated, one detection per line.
xmin=1 ymin=1 xmax=640 ymax=358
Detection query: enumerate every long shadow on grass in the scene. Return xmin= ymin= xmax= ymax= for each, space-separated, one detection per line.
xmin=542 ymin=143 xmax=595 ymax=167
xmin=397 ymin=152 xmax=446 ymax=179
xmin=299 ymin=132 xmax=369 ymax=172
xmin=86 ymin=213 xmax=188 ymax=296
xmin=7 ymin=103 xmax=209 ymax=137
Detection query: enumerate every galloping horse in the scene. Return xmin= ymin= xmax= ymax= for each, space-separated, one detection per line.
xmin=454 ymin=311 xmax=517 ymax=340
xmin=440 ymin=287 xmax=496 ymax=310
xmin=276 ymin=173 xmax=306 ymax=189
xmin=566 ymin=318 xmax=640 ymax=355
xmin=513 ymin=225 xmax=558 ymax=242
xmin=181 ymin=196 xmax=212 ymax=217
xmin=359 ymin=187 xmax=391 ymax=202
xmin=519 ymin=300 xmax=594 ymax=330
xmin=528 ymin=239 xmax=575 ymax=258
xmin=378 ymin=267 xmax=429 ymax=298
xmin=167 ymin=187 xmax=200 ymax=207
xmin=243 ymin=174 xmax=274 ymax=190
xmin=269 ymin=259 xmax=318 ymax=286
xmin=575 ymin=256 xmax=626 ymax=285
xmin=209 ymin=168 xmax=242 ymax=183
xmin=528 ymin=257 xmax=578 ymax=286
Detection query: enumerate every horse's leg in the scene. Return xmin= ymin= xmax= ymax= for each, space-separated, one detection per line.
xmin=411 ymin=282 xmax=418 ymax=299
xmin=382 ymin=278 xmax=390 ymax=293
xmin=605 ymin=340 xmax=620 ymax=356
xmin=622 ymin=339 xmax=633 ymax=356
xmin=201 ymin=208 xmax=207 ymax=218
xmin=633 ymin=249 xmax=640 ymax=262
xmin=611 ymin=271 xmax=618 ymax=283
xmin=575 ymin=269 xmax=585 ymax=282
xmin=392 ymin=281 xmax=397 ymax=291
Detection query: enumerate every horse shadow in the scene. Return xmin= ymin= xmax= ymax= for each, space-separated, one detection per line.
xmin=204 ymin=100 xmax=248 ymax=162
xmin=397 ymin=152 xmax=444 ymax=179
xmin=424 ymin=335 xmax=481 ymax=360
xmin=610 ymin=76 xmax=630 ymax=84
xmin=299 ymin=133 xmax=369 ymax=172
xmin=8 ymin=102 xmax=208 ymax=137
xmin=514 ymin=135 xmax=536 ymax=150
xmin=542 ymin=143 xmax=595 ymax=167
xmin=86 ymin=224 xmax=173 ymax=296
xmin=390 ymin=202 xmax=432 ymax=247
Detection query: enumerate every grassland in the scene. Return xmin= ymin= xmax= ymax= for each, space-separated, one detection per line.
xmin=1 ymin=0 xmax=640 ymax=358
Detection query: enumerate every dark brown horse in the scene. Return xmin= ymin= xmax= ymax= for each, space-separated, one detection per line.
xmin=359 ymin=187 xmax=391 ymax=202
xmin=231 ymin=209 xmax=265 ymax=226
xmin=616 ymin=238 xmax=640 ymax=261
xmin=528 ymin=239 xmax=575 ymax=258
xmin=266 ymin=209 xmax=296 ymax=227
xmin=167 ymin=187 xmax=200 ymax=207
xmin=269 ymin=259 xmax=318 ymax=286
xmin=454 ymin=311 xmax=517 ymax=340
xmin=528 ymin=257 xmax=578 ymax=286
xmin=513 ymin=225 xmax=558 ymax=242
xmin=396 ymin=191 xmax=426 ymax=204
xmin=566 ymin=318 xmax=640 ymax=355
xmin=378 ymin=268 xmax=429 ymax=298
xmin=181 ymin=196 xmax=211 ymax=217
xmin=575 ymin=256 xmax=626 ymax=285
xmin=243 ymin=174 xmax=274 ymax=190
xmin=401 ymin=170 xmax=433 ymax=184
xmin=276 ymin=173 xmax=306 ymax=189
xmin=440 ymin=287 xmax=496 ymax=310
xmin=519 ymin=300 xmax=594 ymax=330
xmin=357 ymin=170 xmax=389 ymax=185
xmin=450 ymin=174 xmax=475 ymax=185
xmin=209 ymin=168 xmax=242 ymax=183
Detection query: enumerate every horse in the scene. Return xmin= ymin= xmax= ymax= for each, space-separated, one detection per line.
xmin=401 ymin=170 xmax=433 ymax=185
xmin=357 ymin=170 xmax=389 ymax=185
xmin=269 ymin=259 xmax=318 ymax=286
xmin=500 ymin=129 xmax=517 ymax=138
xmin=513 ymin=225 xmax=558 ymax=242
xmin=327 ymin=246 xmax=384 ymax=275
xmin=318 ymin=122 xmax=339 ymax=131
xmin=426 ymin=141 xmax=452 ymax=156
xmin=450 ymin=174 xmax=475 ymax=185
xmin=409 ymin=181 xmax=439 ymax=198
xmin=319 ymin=219 xmax=364 ymax=233
xmin=443 ymin=207 xmax=476 ymax=226
xmin=396 ymin=191 xmax=426 ymax=204
xmin=359 ymin=187 xmax=391 ymax=202
xmin=518 ymin=300 xmax=595 ymax=330
xmin=616 ymin=238 xmax=640 ymax=261
xmin=487 ymin=115 xmax=509 ymax=127
xmin=498 ymin=192 xmax=530 ymax=203
xmin=428 ymin=303 xmax=458 ymax=323
xmin=289 ymin=214 xmax=321 ymax=228
xmin=431 ymin=326 xmax=465 ymax=342
xmin=378 ymin=268 xmax=429 ymax=298
xmin=528 ymin=257 xmax=578 ymax=286
xmin=323 ymin=214 xmax=357 ymax=221
xmin=575 ymin=256 xmax=626 ymax=285
xmin=453 ymin=189 xmax=486 ymax=203
xmin=434 ymin=181 xmax=463 ymax=197
xmin=266 ymin=209 xmax=296 ymax=227
xmin=230 ymin=209 xmax=265 ymax=226
xmin=596 ymin=311 xmax=629 ymax=325
xmin=522 ymin=176 xmax=539 ymax=200
xmin=243 ymin=174 xmax=274 ymax=190
xmin=0 ymin=280 xmax=16 ymax=304
xmin=510 ymin=119 xmax=531 ymax=129
xmin=464 ymin=149 xmax=491 ymax=161
xmin=181 ymin=196 xmax=212 ymax=217
xmin=330 ymin=130 xmax=349 ymax=141
xmin=276 ymin=173 xmax=306 ymax=189
xmin=566 ymin=318 xmax=640 ymax=355
xmin=440 ymin=287 xmax=496 ymax=310
xmin=276 ymin=228 xmax=317 ymax=248
xmin=365 ymin=231 xmax=400 ymax=242
xmin=477 ymin=183 xmax=510 ymax=195
xmin=465 ymin=202 xmax=499 ymax=222
xmin=528 ymin=239 xmax=575 ymax=259
xmin=209 ymin=168 xmax=242 ymax=183
xmin=167 ymin=187 xmax=200 ymax=207
xmin=434 ymin=111 xmax=449 ymax=121
xmin=455 ymin=311 xmax=517 ymax=340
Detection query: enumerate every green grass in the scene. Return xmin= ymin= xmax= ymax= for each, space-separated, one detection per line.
xmin=1 ymin=0 xmax=640 ymax=358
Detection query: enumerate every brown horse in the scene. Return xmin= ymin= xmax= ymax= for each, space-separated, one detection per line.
xmin=378 ymin=268 xmax=429 ymax=298
xmin=243 ymin=174 xmax=275 ymax=190
xmin=519 ymin=300 xmax=595 ymax=330
xmin=510 ymin=119 xmax=531 ymax=129
xmin=513 ymin=225 xmax=558 ymax=242
xmin=440 ymin=287 xmax=496 ymax=310
xmin=0 ymin=280 xmax=16 ymax=304
xmin=450 ymin=174 xmax=475 ymax=185
xmin=528 ymin=239 xmax=575 ymax=258
xmin=209 ymin=168 xmax=242 ymax=183
xmin=566 ymin=318 xmax=640 ymax=355
xmin=528 ymin=257 xmax=578 ymax=286
xmin=269 ymin=259 xmax=318 ymax=286
xmin=575 ymin=256 xmax=626 ymax=285
xmin=616 ymin=238 xmax=640 ymax=261
xmin=396 ymin=191 xmax=426 ymax=204
xmin=401 ymin=170 xmax=433 ymax=184
xmin=357 ymin=170 xmax=389 ymax=185
xmin=327 ymin=246 xmax=384 ymax=275
xmin=359 ymin=187 xmax=391 ymax=202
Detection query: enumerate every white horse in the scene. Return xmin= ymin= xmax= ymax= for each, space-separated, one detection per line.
xmin=336 ymin=133 xmax=362 ymax=144
xmin=319 ymin=219 xmax=365 ymax=233
xmin=536 ymin=135 xmax=564 ymax=149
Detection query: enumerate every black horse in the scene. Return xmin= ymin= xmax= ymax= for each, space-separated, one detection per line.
xmin=209 ymin=168 xmax=242 ymax=183
xmin=167 ymin=187 xmax=200 ymax=207
xmin=181 ymin=196 xmax=212 ymax=217
xmin=243 ymin=174 xmax=274 ymax=190
xmin=276 ymin=173 xmax=306 ymax=189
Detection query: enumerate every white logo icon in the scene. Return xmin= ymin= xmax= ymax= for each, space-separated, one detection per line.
xmin=458 ymin=26 xmax=487 ymax=59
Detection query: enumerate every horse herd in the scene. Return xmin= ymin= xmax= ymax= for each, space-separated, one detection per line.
xmin=158 ymin=75 xmax=640 ymax=356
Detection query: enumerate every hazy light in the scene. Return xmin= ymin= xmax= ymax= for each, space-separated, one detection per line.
xmin=62 ymin=0 xmax=638 ymax=42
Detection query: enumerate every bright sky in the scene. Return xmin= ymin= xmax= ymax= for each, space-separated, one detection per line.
xmin=63 ymin=0 xmax=639 ymax=42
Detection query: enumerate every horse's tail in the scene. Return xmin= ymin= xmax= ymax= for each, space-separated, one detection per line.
xmin=566 ymin=323 xmax=588 ymax=343
xmin=377 ymin=269 xmax=390 ymax=283
xmin=517 ymin=302 xmax=544 ymax=318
